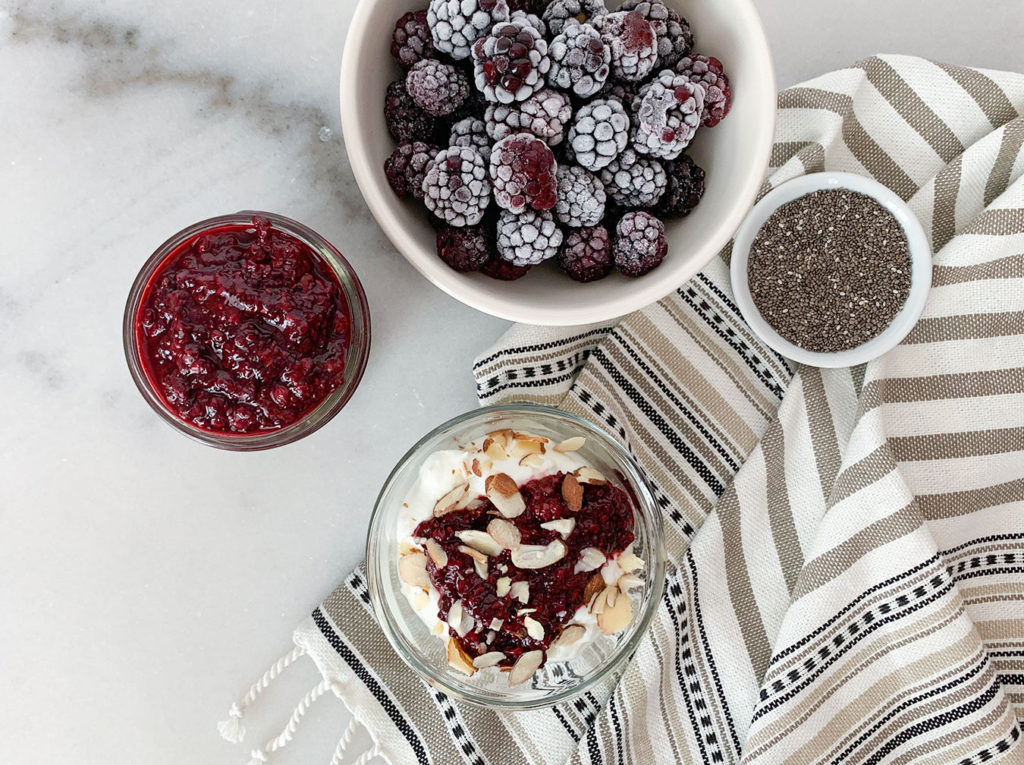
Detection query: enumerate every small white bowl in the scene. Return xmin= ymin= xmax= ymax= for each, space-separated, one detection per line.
xmin=341 ymin=0 xmax=776 ymax=326
xmin=729 ymin=172 xmax=932 ymax=368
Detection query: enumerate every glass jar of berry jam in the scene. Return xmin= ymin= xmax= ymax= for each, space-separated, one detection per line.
xmin=124 ymin=212 xmax=370 ymax=450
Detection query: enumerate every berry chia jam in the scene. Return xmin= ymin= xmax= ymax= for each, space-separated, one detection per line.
xmin=130 ymin=214 xmax=367 ymax=441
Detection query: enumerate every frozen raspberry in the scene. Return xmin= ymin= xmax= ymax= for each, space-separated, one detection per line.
xmin=428 ymin=0 xmax=510 ymax=60
xmin=485 ymin=89 xmax=572 ymax=145
xmin=405 ymin=59 xmax=470 ymax=117
xmin=481 ymin=256 xmax=532 ymax=280
xmin=599 ymin=147 xmax=666 ymax=208
xmin=613 ymin=211 xmax=667 ymax=276
xmin=547 ymin=23 xmax=610 ymax=98
xmin=384 ymin=80 xmax=440 ymax=143
xmin=631 ymin=71 xmax=704 ymax=160
xmin=618 ymin=0 xmax=692 ymax=67
xmin=422 ymin=146 xmax=492 ymax=226
xmin=593 ymin=11 xmax=657 ymax=82
xmin=384 ymin=141 xmax=441 ymax=199
xmin=436 ymin=226 xmax=493 ymax=271
xmin=472 ymin=18 xmax=551 ymax=104
xmin=566 ymin=98 xmax=629 ymax=171
xmin=391 ymin=11 xmax=435 ymax=68
xmin=449 ymin=117 xmax=491 ymax=151
xmin=542 ymin=0 xmax=608 ymax=37
xmin=558 ymin=225 xmax=612 ymax=281
xmin=554 ymin=165 xmax=606 ymax=227
xmin=676 ymin=54 xmax=732 ymax=127
xmin=489 ymin=133 xmax=558 ymax=213
xmin=655 ymin=154 xmax=705 ymax=218
xmin=496 ymin=209 xmax=564 ymax=266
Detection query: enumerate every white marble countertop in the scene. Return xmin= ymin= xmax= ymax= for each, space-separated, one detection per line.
xmin=2 ymin=1 xmax=1022 ymax=763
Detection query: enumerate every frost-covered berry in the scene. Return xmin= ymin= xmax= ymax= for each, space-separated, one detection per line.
xmin=554 ymin=165 xmax=606 ymax=227
xmin=481 ymin=256 xmax=532 ymax=280
xmin=436 ymin=225 xmax=493 ymax=271
xmin=676 ymin=54 xmax=732 ymax=127
xmin=489 ymin=133 xmax=558 ymax=213
xmin=547 ymin=23 xmax=610 ymax=98
xmin=631 ymin=71 xmax=704 ymax=160
xmin=472 ymin=18 xmax=550 ymax=104
xmin=496 ymin=209 xmax=564 ymax=266
xmin=449 ymin=117 xmax=491 ymax=151
xmin=613 ymin=211 xmax=667 ymax=276
xmin=384 ymin=141 xmax=440 ymax=199
xmin=594 ymin=10 xmax=657 ymax=82
xmin=655 ymin=154 xmax=705 ymax=218
xmin=391 ymin=11 xmax=435 ymax=68
xmin=618 ymin=0 xmax=692 ymax=67
xmin=422 ymin=146 xmax=492 ymax=226
xmin=405 ymin=59 xmax=471 ymax=117
xmin=566 ymin=98 xmax=629 ymax=171
xmin=542 ymin=0 xmax=608 ymax=37
xmin=385 ymin=81 xmax=440 ymax=143
xmin=599 ymin=147 xmax=666 ymax=208
xmin=428 ymin=0 xmax=510 ymax=60
xmin=485 ymin=89 xmax=572 ymax=145
xmin=559 ymin=225 xmax=613 ymax=281
xmin=510 ymin=8 xmax=547 ymax=35
xmin=595 ymin=80 xmax=637 ymax=108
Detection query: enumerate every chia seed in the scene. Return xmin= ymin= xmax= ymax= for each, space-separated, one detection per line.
xmin=747 ymin=188 xmax=912 ymax=354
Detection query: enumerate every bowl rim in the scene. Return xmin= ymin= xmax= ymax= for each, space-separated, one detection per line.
xmin=339 ymin=0 xmax=777 ymax=326
xmin=729 ymin=171 xmax=933 ymax=368
xmin=364 ymin=402 xmax=667 ymax=709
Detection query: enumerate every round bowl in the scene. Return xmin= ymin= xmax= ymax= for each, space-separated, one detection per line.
xmin=341 ymin=0 xmax=776 ymax=326
xmin=729 ymin=171 xmax=932 ymax=368
xmin=124 ymin=211 xmax=371 ymax=450
xmin=365 ymin=404 xmax=666 ymax=709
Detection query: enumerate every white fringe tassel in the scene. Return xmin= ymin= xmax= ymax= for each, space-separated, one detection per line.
xmin=329 ymin=717 xmax=360 ymax=765
xmin=218 ymin=644 xmax=306 ymax=744
xmin=245 ymin=677 xmax=331 ymax=765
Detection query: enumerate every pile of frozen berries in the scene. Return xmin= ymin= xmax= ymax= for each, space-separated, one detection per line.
xmin=384 ymin=0 xmax=729 ymax=282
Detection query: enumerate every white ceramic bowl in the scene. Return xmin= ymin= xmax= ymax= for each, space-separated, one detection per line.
xmin=729 ymin=171 xmax=932 ymax=368
xmin=341 ymin=0 xmax=776 ymax=326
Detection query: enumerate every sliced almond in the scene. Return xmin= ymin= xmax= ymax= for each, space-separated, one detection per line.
xmin=552 ymin=624 xmax=585 ymax=649
xmin=432 ymin=621 xmax=445 ymax=636
xmin=425 ymin=539 xmax=448 ymax=568
xmin=519 ymin=453 xmax=544 ymax=468
xmin=496 ymin=576 xmax=511 ymax=597
xmin=457 ymin=529 xmax=503 ymax=556
xmin=447 ymin=600 xmax=465 ymax=636
xmin=487 ymin=518 xmax=522 ymax=549
xmin=398 ymin=552 xmax=430 ymax=590
xmin=411 ymin=589 xmax=429 ymax=610
xmin=513 ymin=432 xmax=549 ymax=444
xmin=511 ymin=540 xmax=567 ymax=569
xmin=561 ymin=474 xmax=583 ymax=512
xmin=554 ymin=436 xmax=586 ymax=453
xmin=508 ymin=650 xmax=544 ymax=686
xmin=486 ymin=474 xmax=526 ymax=518
xmin=511 ymin=439 xmax=544 ymax=459
xmin=447 ymin=639 xmax=476 ymax=676
xmin=472 ymin=651 xmax=506 ymax=669
xmin=618 ymin=573 xmax=644 ymax=591
xmin=605 ymin=586 xmax=618 ymax=608
xmin=574 ymin=466 xmax=607 ymax=485
xmin=487 ymin=473 xmax=519 ymax=497
xmin=459 ymin=545 xmax=488 ymax=565
xmin=487 ymin=429 xmax=514 ymax=450
xmin=455 ymin=489 xmax=480 ymax=510
xmin=617 ymin=549 xmax=644 ymax=573
xmin=574 ymin=547 xmax=605 ymax=574
xmin=509 ymin=580 xmax=530 ymax=604
xmin=590 ymin=587 xmax=609 ymax=615
xmin=485 ymin=631 xmax=496 ymax=644
xmin=473 ymin=558 xmax=488 ymax=579
xmin=517 ymin=607 xmax=537 ymax=615
xmin=489 ymin=618 xmax=504 ymax=631
xmin=399 ymin=541 xmax=418 ymax=555
xmin=523 ymin=615 xmax=545 ymax=641
xmin=471 ymin=458 xmax=482 ymax=477
xmin=597 ymin=588 xmax=631 ymax=634
xmin=584 ymin=572 xmax=606 ymax=604
xmin=484 ymin=439 xmax=506 ymax=461
xmin=540 ymin=518 xmax=576 ymax=539
xmin=434 ymin=483 xmax=470 ymax=517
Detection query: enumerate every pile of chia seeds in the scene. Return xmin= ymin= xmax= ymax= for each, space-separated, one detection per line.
xmin=747 ymin=188 xmax=912 ymax=353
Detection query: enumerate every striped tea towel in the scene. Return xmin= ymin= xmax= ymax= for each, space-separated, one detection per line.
xmin=219 ymin=54 xmax=1024 ymax=765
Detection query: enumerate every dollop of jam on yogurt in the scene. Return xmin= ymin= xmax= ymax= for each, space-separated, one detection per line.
xmin=136 ymin=216 xmax=351 ymax=434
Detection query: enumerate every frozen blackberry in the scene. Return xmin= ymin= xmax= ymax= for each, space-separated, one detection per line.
xmin=489 ymin=133 xmax=558 ymax=213
xmin=566 ymin=98 xmax=629 ymax=171
xmin=472 ymin=18 xmax=550 ymax=104
xmin=547 ymin=22 xmax=610 ymax=98
xmin=542 ymin=0 xmax=608 ymax=37
xmin=496 ymin=209 xmax=564 ymax=266
xmin=428 ymin=0 xmax=510 ymax=60
xmin=676 ymin=55 xmax=732 ymax=127
xmin=485 ymin=89 xmax=572 ymax=145
xmin=449 ymin=117 xmax=491 ymax=151
xmin=436 ymin=225 xmax=493 ymax=271
xmin=384 ymin=141 xmax=441 ymax=199
xmin=596 ymin=80 xmax=637 ymax=108
xmin=599 ymin=147 xmax=667 ymax=208
xmin=554 ymin=165 xmax=606 ymax=227
xmin=405 ymin=59 xmax=470 ymax=117
xmin=422 ymin=146 xmax=492 ymax=226
xmin=510 ymin=8 xmax=547 ymax=35
xmin=618 ymin=0 xmax=692 ymax=67
xmin=613 ymin=211 xmax=667 ymax=276
xmin=593 ymin=11 xmax=657 ymax=82
xmin=655 ymin=153 xmax=705 ymax=218
xmin=559 ymin=225 xmax=613 ymax=281
xmin=391 ymin=10 xmax=435 ymax=68
xmin=481 ymin=256 xmax=532 ymax=280
xmin=631 ymin=71 xmax=704 ymax=160
xmin=384 ymin=80 xmax=440 ymax=143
